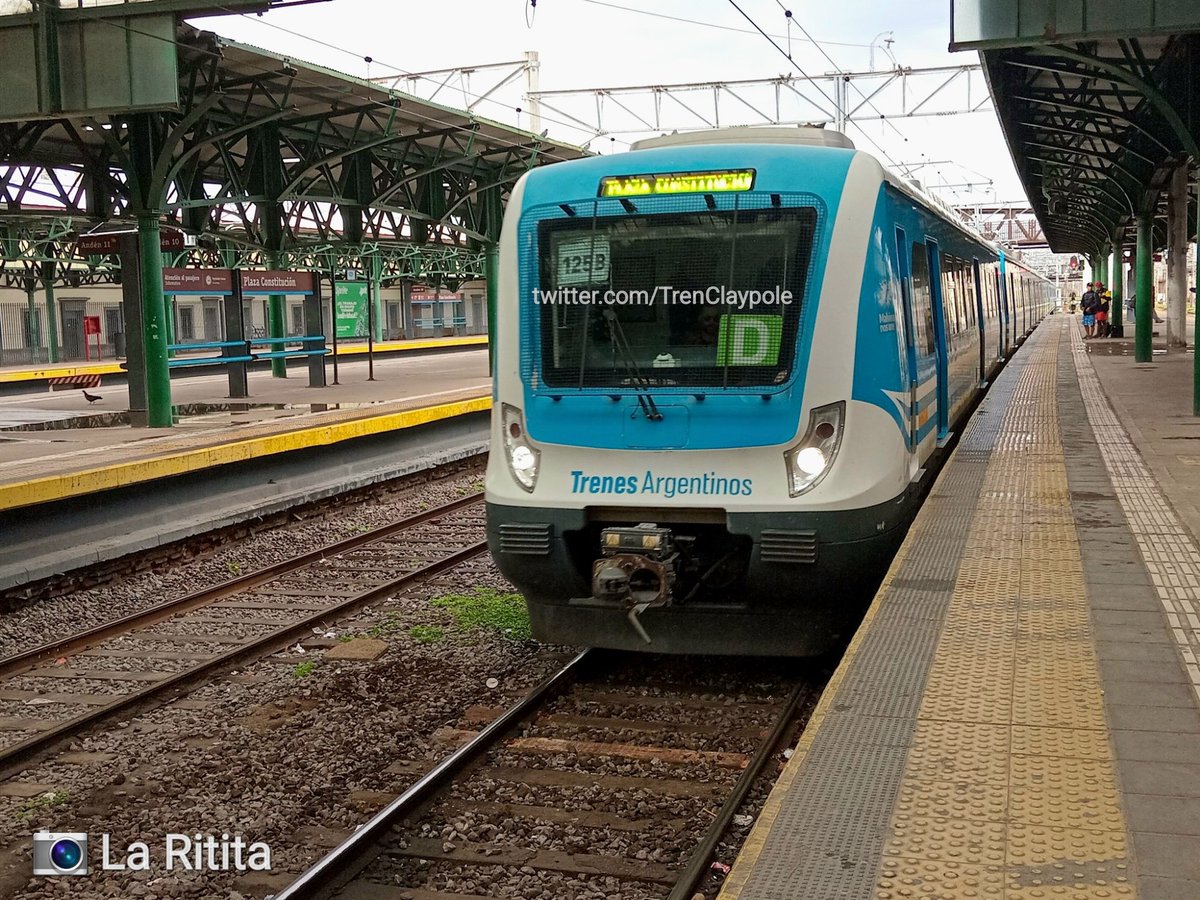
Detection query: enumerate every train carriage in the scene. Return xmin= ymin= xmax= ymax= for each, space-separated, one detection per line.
xmin=485 ymin=126 xmax=1053 ymax=656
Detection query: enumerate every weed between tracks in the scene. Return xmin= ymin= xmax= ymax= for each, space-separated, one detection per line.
xmin=17 ymin=790 xmax=70 ymax=821
xmin=431 ymin=587 xmax=530 ymax=641
xmin=408 ymin=624 xmax=444 ymax=644
xmin=291 ymin=660 xmax=318 ymax=678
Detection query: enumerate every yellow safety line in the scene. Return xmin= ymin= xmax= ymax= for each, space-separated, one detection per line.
xmin=0 ymin=336 xmax=487 ymax=384
xmin=0 ymin=363 xmax=125 ymax=382
xmin=336 ymin=335 xmax=488 ymax=354
xmin=0 ymin=396 xmax=491 ymax=512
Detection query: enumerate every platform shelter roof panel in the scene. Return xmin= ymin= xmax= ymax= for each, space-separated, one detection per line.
xmin=969 ymin=30 xmax=1199 ymax=254
xmin=0 ymin=23 xmax=586 ymax=253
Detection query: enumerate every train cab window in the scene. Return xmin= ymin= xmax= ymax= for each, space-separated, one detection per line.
xmin=910 ymin=243 xmax=936 ymax=356
xmin=537 ymin=206 xmax=817 ymax=388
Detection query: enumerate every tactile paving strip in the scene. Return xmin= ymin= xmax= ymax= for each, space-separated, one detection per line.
xmin=721 ymin=332 xmax=1028 ymax=900
xmin=720 ymin=322 xmax=1138 ymax=900
xmin=1069 ymin=326 xmax=1200 ymax=705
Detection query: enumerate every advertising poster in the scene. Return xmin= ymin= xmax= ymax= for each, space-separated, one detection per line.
xmin=334 ymin=281 xmax=368 ymax=338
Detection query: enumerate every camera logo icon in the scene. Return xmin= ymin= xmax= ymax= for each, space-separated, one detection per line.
xmin=32 ymin=832 xmax=88 ymax=876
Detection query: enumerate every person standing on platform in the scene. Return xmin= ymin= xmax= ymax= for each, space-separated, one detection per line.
xmin=1095 ymin=285 xmax=1110 ymax=338
xmin=1080 ymin=282 xmax=1099 ymax=339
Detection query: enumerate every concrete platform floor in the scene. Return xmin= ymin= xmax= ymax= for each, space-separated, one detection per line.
xmin=0 ymin=349 xmax=489 ymax=472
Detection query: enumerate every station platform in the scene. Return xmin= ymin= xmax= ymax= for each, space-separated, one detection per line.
xmin=721 ymin=315 xmax=1200 ymax=900
xmin=0 ymin=333 xmax=487 ymax=388
xmin=0 ymin=349 xmax=490 ymax=513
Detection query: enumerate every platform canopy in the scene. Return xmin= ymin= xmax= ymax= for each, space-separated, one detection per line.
xmin=950 ymin=1 xmax=1200 ymax=253
xmin=0 ymin=19 xmax=586 ymax=285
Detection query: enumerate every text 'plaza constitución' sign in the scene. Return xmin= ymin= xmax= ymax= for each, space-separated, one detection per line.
xmin=598 ymin=169 xmax=756 ymax=198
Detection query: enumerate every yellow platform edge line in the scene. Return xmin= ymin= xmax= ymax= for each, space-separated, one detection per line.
xmin=716 ymin=479 xmax=933 ymax=900
xmin=0 ymin=336 xmax=488 ymax=384
xmin=0 ymin=395 xmax=492 ymax=512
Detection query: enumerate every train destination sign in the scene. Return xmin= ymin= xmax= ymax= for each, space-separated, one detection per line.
xmin=598 ymin=169 xmax=756 ymax=198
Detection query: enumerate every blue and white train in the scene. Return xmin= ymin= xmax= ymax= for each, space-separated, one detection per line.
xmin=485 ymin=127 xmax=1053 ymax=656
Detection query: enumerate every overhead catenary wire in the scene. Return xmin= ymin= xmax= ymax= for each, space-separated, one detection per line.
xmin=579 ymin=0 xmax=875 ymax=48
xmin=723 ymin=0 xmax=908 ymax=173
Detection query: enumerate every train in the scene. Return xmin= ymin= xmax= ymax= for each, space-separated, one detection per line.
xmin=484 ymin=126 xmax=1054 ymax=656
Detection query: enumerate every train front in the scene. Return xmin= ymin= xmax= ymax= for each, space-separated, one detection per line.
xmin=486 ymin=134 xmax=914 ymax=655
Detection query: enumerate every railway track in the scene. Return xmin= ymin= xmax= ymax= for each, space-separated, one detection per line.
xmin=273 ymin=650 xmax=821 ymax=900
xmin=0 ymin=494 xmax=487 ymax=776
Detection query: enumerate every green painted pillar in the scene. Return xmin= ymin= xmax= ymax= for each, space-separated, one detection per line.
xmin=1110 ymin=242 xmax=1124 ymax=337
xmin=265 ymin=250 xmax=287 ymax=378
xmin=139 ymin=213 xmax=173 ymax=427
xmin=1136 ymin=212 xmax=1154 ymax=364
xmin=42 ymin=271 xmax=59 ymax=364
xmin=24 ymin=284 xmax=41 ymax=360
xmin=370 ymin=253 xmax=383 ymax=342
xmin=485 ymin=244 xmax=498 ymax=372
xmin=1097 ymin=250 xmax=1107 ymax=289
xmin=164 ymin=293 xmax=176 ymax=358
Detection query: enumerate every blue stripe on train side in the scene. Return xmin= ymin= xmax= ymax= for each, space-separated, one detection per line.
xmin=850 ymin=183 xmax=910 ymax=438
xmin=517 ymin=144 xmax=854 ymax=451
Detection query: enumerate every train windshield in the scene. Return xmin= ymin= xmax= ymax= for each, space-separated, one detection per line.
xmin=536 ymin=206 xmax=817 ymax=389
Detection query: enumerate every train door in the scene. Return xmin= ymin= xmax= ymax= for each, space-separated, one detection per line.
xmin=997 ymin=254 xmax=1010 ymax=356
xmin=972 ymin=258 xmax=986 ymax=385
xmin=894 ymin=226 xmax=919 ymax=451
xmin=926 ymin=240 xmax=950 ymax=444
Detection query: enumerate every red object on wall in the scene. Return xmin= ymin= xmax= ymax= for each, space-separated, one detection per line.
xmin=83 ymin=315 xmax=102 ymax=360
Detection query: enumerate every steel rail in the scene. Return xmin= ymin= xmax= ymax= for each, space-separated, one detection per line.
xmin=0 ymin=493 xmax=484 ymax=680
xmin=0 ymin=535 xmax=488 ymax=777
xmin=269 ymin=648 xmax=595 ymax=900
xmin=666 ymin=679 xmax=816 ymax=900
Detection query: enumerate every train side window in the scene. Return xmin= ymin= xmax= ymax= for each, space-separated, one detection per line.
xmin=910 ymin=242 xmax=936 ymax=356
xmin=939 ymin=251 xmax=958 ymax=336
xmin=964 ymin=261 xmax=977 ymax=328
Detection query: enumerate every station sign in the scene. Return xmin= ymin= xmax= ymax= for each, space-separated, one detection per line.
xmin=162 ymin=268 xmax=233 ymax=295
xmin=241 ymin=270 xmax=315 ymax=295
xmin=76 ymin=229 xmax=195 ymax=255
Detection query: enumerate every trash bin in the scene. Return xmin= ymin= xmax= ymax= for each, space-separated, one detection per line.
xmin=113 ymin=331 xmax=126 ymax=357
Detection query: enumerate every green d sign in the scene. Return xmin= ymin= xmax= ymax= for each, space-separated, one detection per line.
xmin=334 ymin=281 xmax=368 ymax=338
xmin=715 ymin=314 xmax=783 ymax=366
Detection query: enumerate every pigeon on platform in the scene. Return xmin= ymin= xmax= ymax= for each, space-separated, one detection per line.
xmin=82 ymin=390 xmax=102 ymax=404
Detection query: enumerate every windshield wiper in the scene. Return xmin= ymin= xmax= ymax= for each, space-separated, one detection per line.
xmin=602 ymin=308 xmax=663 ymax=421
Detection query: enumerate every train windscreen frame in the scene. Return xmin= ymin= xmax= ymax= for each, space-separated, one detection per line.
xmin=535 ymin=206 xmax=818 ymax=389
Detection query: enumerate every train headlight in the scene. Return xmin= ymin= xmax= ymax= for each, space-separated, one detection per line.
xmin=784 ymin=401 xmax=844 ymax=497
xmin=502 ymin=403 xmax=540 ymax=492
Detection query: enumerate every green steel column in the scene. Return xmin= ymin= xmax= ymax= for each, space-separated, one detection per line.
xmin=24 ymin=284 xmax=41 ymax=360
xmin=370 ymin=252 xmax=383 ymax=342
xmin=42 ymin=273 xmax=59 ymax=364
xmin=1136 ymin=212 xmax=1154 ymax=364
xmin=139 ymin=214 xmax=172 ymax=427
xmin=485 ymin=244 xmax=499 ymax=372
xmin=164 ymin=293 xmax=176 ymax=358
xmin=265 ymin=250 xmax=287 ymax=378
xmin=1111 ymin=243 xmax=1124 ymax=337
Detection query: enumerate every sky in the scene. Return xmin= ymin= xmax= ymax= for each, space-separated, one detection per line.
xmin=196 ymin=0 xmax=1027 ymax=205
